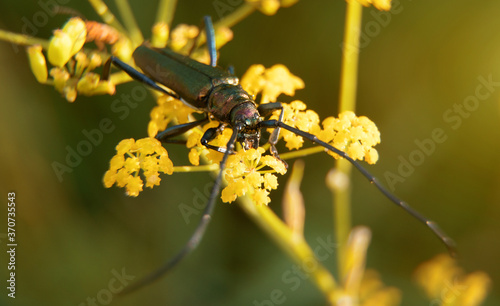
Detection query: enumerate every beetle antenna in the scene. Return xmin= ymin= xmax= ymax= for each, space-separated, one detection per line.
xmin=119 ymin=125 xmax=239 ymax=295
xmin=260 ymin=119 xmax=457 ymax=256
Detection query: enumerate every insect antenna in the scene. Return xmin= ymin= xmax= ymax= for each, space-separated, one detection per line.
xmin=260 ymin=119 xmax=457 ymax=256
xmin=118 ymin=125 xmax=240 ymax=295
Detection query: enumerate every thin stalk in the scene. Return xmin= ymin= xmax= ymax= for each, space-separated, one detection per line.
xmin=279 ymin=146 xmax=325 ymax=160
xmin=0 ymin=30 xmax=49 ymax=49
xmin=156 ymin=0 xmax=177 ymax=27
xmin=335 ymin=0 xmax=363 ymax=281
xmin=115 ymin=0 xmax=144 ymax=46
xmin=173 ymin=164 xmax=218 ymax=173
xmin=214 ymin=3 xmax=256 ymax=29
xmin=87 ymin=0 xmax=127 ymax=34
xmin=238 ymin=196 xmax=338 ymax=303
xmin=109 ymin=71 xmax=133 ymax=85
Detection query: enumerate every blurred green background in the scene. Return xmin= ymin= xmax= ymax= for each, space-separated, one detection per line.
xmin=1 ymin=0 xmax=499 ymax=305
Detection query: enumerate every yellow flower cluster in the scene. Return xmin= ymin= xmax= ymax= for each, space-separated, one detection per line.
xmin=414 ymin=254 xmax=491 ymax=306
xmin=241 ymin=64 xmax=305 ymax=104
xmin=188 ymin=121 xmax=231 ymax=166
xmin=147 ymin=95 xmax=197 ymax=138
xmin=156 ymin=22 xmax=233 ymax=66
xmin=169 ymin=24 xmax=201 ymax=53
xmin=271 ymin=100 xmax=321 ymax=150
xmin=103 ymin=138 xmax=174 ymax=197
xmin=318 ymin=111 xmax=380 ymax=164
xmin=26 ymin=17 xmax=118 ymax=102
xmin=265 ymin=101 xmax=380 ymax=164
xmin=221 ymin=147 xmax=286 ymax=206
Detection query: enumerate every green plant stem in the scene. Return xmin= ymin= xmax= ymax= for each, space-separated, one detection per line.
xmin=279 ymin=146 xmax=325 ymax=160
xmin=336 ymin=0 xmax=363 ymax=281
xmin=238 ymin=196 xmax=338 ymax=303
xmin=339 ymin=1 xmax=362 ymax=112
xmin=115 ymin=0 xmax=144 ymax=46
xmin=87 ymin=0 xmax=127 ymax=34
xmin=0 ymin=29 xmax=49 ymax=49
xmin=333 ymin=158 xmax=352 ymax=280
xmin=156 ymin=0 xmax=177 ymax=27
xmin=109 ymin=71 xmax=132 ymax=85
xmin=173 ymin=164 xmax=218 ymax=173
xmin=214 ymin=3 xmax=256 ymax=29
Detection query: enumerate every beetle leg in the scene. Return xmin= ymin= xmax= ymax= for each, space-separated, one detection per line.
xmin=155 ymin=117 xmax=210 ymax=143
xmin=258 ymin=102 xmax=287 ymax=168
xmin=200 ymin=124 xmax=236 ymax=154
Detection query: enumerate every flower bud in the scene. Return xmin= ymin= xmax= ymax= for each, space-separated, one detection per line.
xmin=151 ymin=23 xmax=169 ymax=48
xmin=48 ymin=30 xmax=73 ymax=67
xmin=27 ymin=45 xmax=48 ymax=83
xmin=62 ymin=17 xmax=87 ymax=57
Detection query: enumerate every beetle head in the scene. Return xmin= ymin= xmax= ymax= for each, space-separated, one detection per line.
xmin=231 ymin=103 xmax=262 ymax=150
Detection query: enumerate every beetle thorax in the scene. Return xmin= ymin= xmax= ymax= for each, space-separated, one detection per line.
xmin=207 ymin=84 xmax=253 ymax=121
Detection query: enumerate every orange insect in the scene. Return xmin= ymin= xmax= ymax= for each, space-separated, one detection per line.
xmin=85 ymin=21 xmax=121 ymax=50
xmin=53 ymin=6 xmax=122 ymax=50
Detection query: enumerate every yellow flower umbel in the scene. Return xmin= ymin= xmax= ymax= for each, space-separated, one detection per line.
xmin=103 ymin=138 xmax=174 ymax=197
xmin=241 ymin=64 xmax=305 ymax=104
xmin=414 ymin=254 xmax=491 ymax=306
xmin=148 ymin=95 xmax=198 ymax=138
xmin=318 ymin=111 xmax=380 ymax=164
xmin=221 ymin=147 xmax=286 ymax=206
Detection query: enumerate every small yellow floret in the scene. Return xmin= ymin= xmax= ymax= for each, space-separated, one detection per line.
xmin=151 ymin=22 xmax=169 ymax=48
